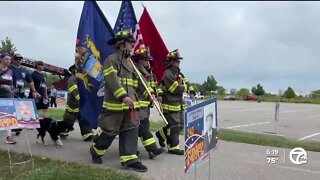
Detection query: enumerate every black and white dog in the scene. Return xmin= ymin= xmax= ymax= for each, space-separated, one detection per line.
xmin=36 ymin=118 xmax=65 ymax=146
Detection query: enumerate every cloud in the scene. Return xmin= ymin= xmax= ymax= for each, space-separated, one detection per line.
xmin=0 ymin=1 xmax=319 ymax=93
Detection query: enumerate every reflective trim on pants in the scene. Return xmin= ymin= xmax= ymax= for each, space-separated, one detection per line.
xmin=120 ymin=154 xmax=138 ymax=163
xmin=141 ymin=137 xmax=156 ymax=147
xmin=93 ymin=143 xmax=107 ymax=156
xmin=82 ymin=132 xmax=93 ymax=140
xmin=168 ymin=144 xmax=180 ymax=151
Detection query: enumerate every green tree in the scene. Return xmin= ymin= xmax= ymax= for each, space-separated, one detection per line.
xmin=190 ymin=83 xmax=205 ymax=95
xmin=310 ymin=90 xmax=320 ymax=98
xmin=237 ymin=88 xmax=250 ymax=97
xmin=0 ymin=36 xmax=17 ymax=55
xmin=217 ymin=86 xmax=226 ymax=95
xmin=202 ymin=75 xmax=218 ymax=93
xmin=251 ymin=84 xmax=265 ymax=96
xmin=230 ymin=88 xmax=237 ymax=95
xmin=283 ymin=86 xmax=296 ymax=99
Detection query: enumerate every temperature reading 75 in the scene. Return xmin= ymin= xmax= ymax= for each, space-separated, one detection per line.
xmin=267 ymin=157 xmax=278 ymax=164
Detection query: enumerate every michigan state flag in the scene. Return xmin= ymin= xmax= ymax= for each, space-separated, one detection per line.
xmin=75 ymin=1 xmax=115 ymax=129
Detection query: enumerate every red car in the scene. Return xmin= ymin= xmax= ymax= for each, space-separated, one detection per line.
xmin=244 ymin=95 xmax=257 ymax=101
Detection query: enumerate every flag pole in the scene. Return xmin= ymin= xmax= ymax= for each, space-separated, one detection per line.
xmin=129 ymin=59 xmax=168 ymax=125
xmin=141 ymin=2 xmax=145 ymax=9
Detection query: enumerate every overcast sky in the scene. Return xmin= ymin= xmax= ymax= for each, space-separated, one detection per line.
xmin=1 ymin=1 xmax=319 ymax=94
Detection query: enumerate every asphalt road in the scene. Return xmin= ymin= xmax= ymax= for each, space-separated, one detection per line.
xmin=1 ymin=127 xmax=320 ymax=180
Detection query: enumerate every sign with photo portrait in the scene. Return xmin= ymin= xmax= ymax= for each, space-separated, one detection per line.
xmin=0 ymin=98 xmax=39 ymax=130
xmin=184 ymin=98 xmax=218 ymax=173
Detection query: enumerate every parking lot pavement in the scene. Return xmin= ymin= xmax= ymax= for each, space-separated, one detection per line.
xmin=150 ymin=100 xmax=320 ymax=141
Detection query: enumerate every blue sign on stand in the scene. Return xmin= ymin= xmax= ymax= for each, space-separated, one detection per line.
xmin=184 ymin=98 xmax=218 ymax=173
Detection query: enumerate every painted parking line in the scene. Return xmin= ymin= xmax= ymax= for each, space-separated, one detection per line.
xmin=226 ymin=121 xmax=271 ymax=129
xmin=231 ymin=128 xmax=285 ymax=137
xmin=298 ymin=132 xmax=320 ymax=141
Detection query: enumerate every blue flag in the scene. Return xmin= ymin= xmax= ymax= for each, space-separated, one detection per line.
xmin=114 ymin=1 xmax=138 ymax=33
xmin=75 ymin=1 xmax=115 ymax=129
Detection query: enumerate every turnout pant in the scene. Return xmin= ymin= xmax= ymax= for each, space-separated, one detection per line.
xmin=92 ymin=109 xmax=140 ymax=166
xmin=62 ymin=110 xmax=93 ymax=140
xmin=138 ymin=108 xmax=158 ymax=152
xmin=157 ymin=111 xmax=182 ymax=151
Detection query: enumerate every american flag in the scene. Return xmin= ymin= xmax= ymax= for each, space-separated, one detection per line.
xmin=114 ymin=1 xmax=145 ymax=52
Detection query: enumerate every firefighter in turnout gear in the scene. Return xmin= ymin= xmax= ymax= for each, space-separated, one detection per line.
xmin=155 ymin=49 xmax=195 ymax=155
xmin=90 ymin=30 xmax=148 ymax=172
xmin=131 ymin=47 xmax=165 ymax=159
xmin=59 ymin=64 xmax=93 ymax=141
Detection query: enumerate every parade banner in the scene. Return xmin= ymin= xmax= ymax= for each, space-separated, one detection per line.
xmin=0 ymin=98 xmax=39 ymax=131
xmin=184 ymin=98 xmax=218 ymax=173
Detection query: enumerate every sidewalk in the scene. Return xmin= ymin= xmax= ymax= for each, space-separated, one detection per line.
xmin=1 ymin=126 xmax=320 ymax=180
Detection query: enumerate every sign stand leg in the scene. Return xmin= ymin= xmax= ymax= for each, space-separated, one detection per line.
xmin=25 ymin=129 xmax=35 ymax=171
xmin=194 ymin=164 xmax=197 ymax=180
xmin=208 ymin=153 xmax=211 ymax=180
xmin=7 ymin=148 xmax=13 ymax=175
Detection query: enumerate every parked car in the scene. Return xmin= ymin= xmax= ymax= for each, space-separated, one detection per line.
xmin=224 ymin=95 xmax=236 ymax=101
xmin=243 ymin=95 xmax=257 ymax=101
xmin=195 ymin=94 xmax=204 ymax=99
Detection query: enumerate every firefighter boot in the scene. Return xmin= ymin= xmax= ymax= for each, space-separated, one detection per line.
xmin=155 ymin=130 xmax=166 ymax=147
xmin=122 ymin=162 xmax=148 ymax=172
xmin=148 ymin=147 xmax=165 ymax=159
xmin=90 ymin=146 xmax=103 ymax=164
xmin=168 ymin=149 xmax=184 ymax=155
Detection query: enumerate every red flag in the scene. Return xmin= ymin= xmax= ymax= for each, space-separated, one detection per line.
xmin=139 ymin=7 xmax=169 ymax=83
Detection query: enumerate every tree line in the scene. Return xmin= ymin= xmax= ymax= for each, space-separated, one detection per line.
xmin=191 ymin=74 xmax=319 ymax=100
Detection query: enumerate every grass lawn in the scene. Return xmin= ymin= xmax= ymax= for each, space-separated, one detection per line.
xmin=0 ymin=150 xmax=139 ymax=180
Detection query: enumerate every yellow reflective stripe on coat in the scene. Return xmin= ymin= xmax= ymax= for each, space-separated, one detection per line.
xmin=168 ymin=144 xmax=180 ymax=151
xmin=168 ymin=81 xmax=179 ymax=93
xmin=113 ymin=87 xmax=127 ymax=99
xmin=151 ymin=81 xmax=158 ymax=88
xmin=162 ymin=103 xmax=181 ymax=111
xmin=120 ymin=78 xmax=138 ymax=87
xmin=103 ymin=66 xmax=117 ymax=76
xmin=143 ymin=87 xmax=154 ymax=98
xmin=75 ymin=94 xmax=80 ymax=101
xmin=181 ymin=103 xmax=187 ymax=110
xmin=103 ymin=101 xmax=140 ymax=111
xmin=120 ymin=155 xmax=138 ymax=163
xmin=183 ymin=77 xmax=189 ymax=83
xmin=66 ymin=105 xmax=79 ymax=113
xmin=93 ymin=143 xmax=107 ymax=156
xmin=157 ymin=87 xmax=163 ymax=94
xmin=103 ymin=102 xmax=127 ymax=111
xmin=139 ymin=100 xmax=150 ymax=108
xmin=141 ymin=137 xmax=156 ymax=147
xmin=188 ymin=86 xmax=194 ymax=92
xmin=68 ymin=85 xmax=77 ymax=93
